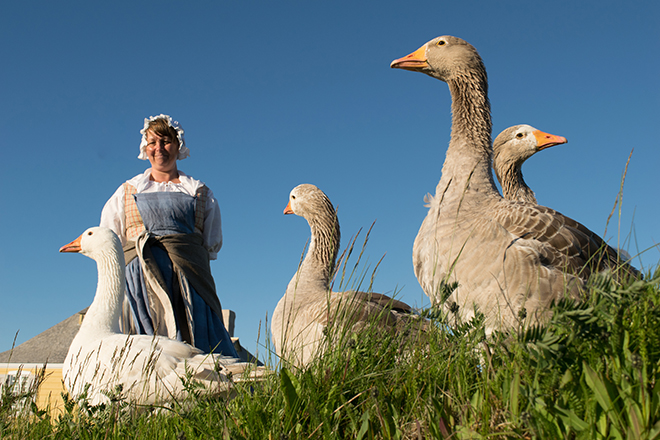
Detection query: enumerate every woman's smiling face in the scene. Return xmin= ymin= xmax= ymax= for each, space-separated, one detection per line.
xmin=145 ymin=130 xmax=179 ymax=172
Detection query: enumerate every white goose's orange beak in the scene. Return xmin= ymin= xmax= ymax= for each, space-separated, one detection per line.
xmin=390 ymin=44 xmax=429 ymax=71
xmin=60 ymin=235 xmax=83 ymax=253
xmin=283 ymin=201 xmax=294 ymax=215
xmin=533 ymin=130 xmax=567 ymax=151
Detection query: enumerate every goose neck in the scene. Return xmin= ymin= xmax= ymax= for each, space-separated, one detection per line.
xmin=84 ymin=252 xmax=124 ymax=334
xmin=307 ymin=215 xmax=340 ymax=282
xmin=499 ymin=163 xmax=536 ymax=203
xmin=438 ymin=69 xmax=499 ymax=195
xmin=447 ymin=70 xmax=492 ymax=158
xmin=291 ymin=213 xmax=340 ymax=294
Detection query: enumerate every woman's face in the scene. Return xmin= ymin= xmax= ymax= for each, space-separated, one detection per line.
xmin=145 ymin=130 xmax=179 ymax=173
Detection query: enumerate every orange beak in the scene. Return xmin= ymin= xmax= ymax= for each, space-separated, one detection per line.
xmin=60 ymin=234 xmax=83 ymax=253
xmin=390 ymin=44 xmax=429 ymax=71
xmin=283 ymin=201 xmax=294 ymax=215
xmin=533 ymin=130 xmax=567 ymax=151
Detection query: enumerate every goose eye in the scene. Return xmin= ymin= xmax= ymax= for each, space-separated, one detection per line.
xmin=291 ymin=195 xmax=296 ymax=200
xmin=516 ymin=133 xmax=524 ymax=139
xmin=437 ymin=40 xmax=446 ymax=46
xmin=87 ymin=231 xmax=93 ymax=236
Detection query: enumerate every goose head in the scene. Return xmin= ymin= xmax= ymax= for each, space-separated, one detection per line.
xmin=60 ymin=226 xmax=123 ymax=262
xmin=390 ymin=35 xmax=485 ymax=83
xmin=493 ymin=125 xmax=567 ymax=171
xmin=283 ymin=184 xmax=336 ymax=222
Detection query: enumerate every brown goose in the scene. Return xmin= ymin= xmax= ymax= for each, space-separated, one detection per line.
xmin=493 ymin=125 xmax=567 ymax=204
xmin=271 ymin=184 xmax=422 ymax=368
xmin=391 ymin=36 xmax=634 ymax=332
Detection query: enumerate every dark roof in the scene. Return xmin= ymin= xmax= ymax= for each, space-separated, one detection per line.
xmin=0 ymin=308 xmax=87 ymax=364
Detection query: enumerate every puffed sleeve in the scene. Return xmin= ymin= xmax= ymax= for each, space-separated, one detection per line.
xmin=100 ymin=184 xmax=127 ymax=246
xmin=203 ymin=187 xmax=223 ymax=260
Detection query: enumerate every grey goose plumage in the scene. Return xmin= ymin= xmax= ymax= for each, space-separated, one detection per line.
xmin=272 ymin=184 xmax=423 ymax=368
xmin=493 ymin=124 xmax=636 ymax=263
xmin=391 ymin=36 xmax=635 ymax=333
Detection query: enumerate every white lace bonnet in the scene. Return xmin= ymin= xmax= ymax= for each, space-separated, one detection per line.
xmin=138 ymin=114 xmax=190 ymax=160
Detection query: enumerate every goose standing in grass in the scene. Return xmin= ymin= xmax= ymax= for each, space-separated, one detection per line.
xmin=272 ymin=184 xmax=423 ymax=368
xmin=60 ymin=227 xmax=263 ymax=406
xmin=391 ymin=36 xmax=635 ymax=332
xmin=493 ymin=125 xmax=567 ymax=204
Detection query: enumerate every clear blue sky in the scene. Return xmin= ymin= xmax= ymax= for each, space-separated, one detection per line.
xmin=1 ymin=1 xmax=658 ymax=361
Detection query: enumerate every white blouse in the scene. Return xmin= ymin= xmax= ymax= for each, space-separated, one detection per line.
xmin=100 ymin=169 xmax=223 ymax=260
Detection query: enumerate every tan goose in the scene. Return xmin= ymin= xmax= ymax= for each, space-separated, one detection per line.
xmin=60 ymin=227 xmax=264 ymax=405
xmin=391 ymin=36 xmax=634 ymax=332
xmin=271 ymin=184 xmax=422 ymax=368
xmin=493 ymin=125 xmax=567 ymax=204
xmin=494 ymin=125 xmax=635 ymax=262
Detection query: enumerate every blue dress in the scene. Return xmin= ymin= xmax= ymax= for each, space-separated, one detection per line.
xmin=123 ymin=191 xmax=238 ymax=357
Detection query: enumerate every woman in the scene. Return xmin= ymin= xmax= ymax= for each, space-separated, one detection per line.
xmin=100 ymin=114 xmax=237 ymax=356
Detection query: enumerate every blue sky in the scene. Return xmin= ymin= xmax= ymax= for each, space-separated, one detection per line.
xmin=1 ymin=1 xmax=658 ymax=360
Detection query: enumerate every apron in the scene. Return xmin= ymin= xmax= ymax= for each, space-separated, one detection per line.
xmin=123 ymin=191 xmax=238 ymax=356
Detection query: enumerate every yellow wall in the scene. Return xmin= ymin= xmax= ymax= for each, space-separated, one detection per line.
xmin=0 ymin=363 xmax=66 ymax=415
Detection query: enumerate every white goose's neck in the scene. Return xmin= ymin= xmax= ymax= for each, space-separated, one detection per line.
xmin=435 ymin=69 xmax=499 ymax=200
xmin=83 ymin=249 xmax=125 ymax=335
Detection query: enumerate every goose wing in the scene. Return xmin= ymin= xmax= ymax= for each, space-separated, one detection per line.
xmin=492 ymin=200 xmax=629 ymax=278
xmin=350 ymin=291 xmax=415 ymax=314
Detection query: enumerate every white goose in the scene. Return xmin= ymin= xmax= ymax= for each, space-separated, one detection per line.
xmin=391 ymin=36 xmax=635 ymax=332
xmin=271 ymin=184 xmax=422 ymax=368
xmin=493 ymin=125 xmax=567 ymax=204
xmin=60 ymin=226 xmax=262 ymax=405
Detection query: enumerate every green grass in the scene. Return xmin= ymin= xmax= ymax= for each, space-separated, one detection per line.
xmin=3 ymin=253 xmax=660 ymax=439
